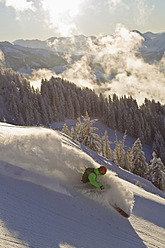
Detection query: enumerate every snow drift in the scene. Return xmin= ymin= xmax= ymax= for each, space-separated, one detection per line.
xmin=0 ymin=123 xmax=134 ymax=216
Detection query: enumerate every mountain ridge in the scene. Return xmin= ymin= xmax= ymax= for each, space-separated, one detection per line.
xmin=1 ymin=29 xmax=165 ymax=105
xmin=0 ymin=30 xmax=164 ymax=76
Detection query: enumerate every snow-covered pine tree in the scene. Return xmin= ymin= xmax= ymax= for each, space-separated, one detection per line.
xmin=131 ymin=138 xmax=148 ymax=178
xmin=70 ymin=127 xmax=75 ymax=140
xmin=75 ymin=117 xmax=84 ymax=143
xmin=152 ymin=131 xmax=165 ymax=166
xmin=107 ymin=105 xmax=116 ymax=129
xmin=102 ymin=130 xmax=113 ymax=160
xmin=55 ymin=81 xmax=65 ymax=121
xmin=0 ymin=95 xmax=4 ymax=121
xmin=47 ymin=104 xmax=54 ymax=123
xmin=62 ymin=123 xmax=71 ymax=137
xmin=75 ymin=112 xmax=101 ymax=153
xmin=113 ymin=132 xmax=126 ymax=168
xmin=71 ymin=90 xmax=80 ymax=117
xmin=148 ymin=152 xmax=165 ymax=191
xmin=33 ymin=108 xmax=41 ymax=126
xmin=117 ymin=108 xmax=124 ymax=133
xmin=127 ymin=112 xmax=134 ymax=137
xmin=38 ymin=96 xmax=49 ymax=126
xmin=11 ymin=95 xmax=19 ymax=123
xmin=124 ymin=147 xmax=133 ymax=171
xmin=65 ymin=89 xmax=75 ymax=119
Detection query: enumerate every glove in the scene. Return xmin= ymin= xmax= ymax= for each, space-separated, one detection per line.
xmin=100 ymin=185 xmax=104 ymax=190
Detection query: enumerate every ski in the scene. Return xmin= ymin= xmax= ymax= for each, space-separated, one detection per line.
xmin=74 ymin=182 xmax=130 ymax=218
xmin=112 ymin=205 xmax=130 ymax=218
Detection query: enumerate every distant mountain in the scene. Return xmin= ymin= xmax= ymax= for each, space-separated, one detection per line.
xmin=139 ymin=31 xmax=165 ymax=62
xmin=0 ymin=31 xmax=165 ymax=78
xmin=14 ymin=35 xmax=97 ymax=55
xmin=0 ymin=41 xmax=69 ymax=74
xmin=14 ymin=32 xmax=165 ymax=62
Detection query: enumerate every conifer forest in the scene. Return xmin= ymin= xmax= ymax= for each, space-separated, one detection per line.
xmin=0 ymin=66 xmax=165 ymax=191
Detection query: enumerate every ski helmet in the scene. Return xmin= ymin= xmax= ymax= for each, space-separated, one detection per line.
xmin=99 ymin=166 xmax=107 ymax=175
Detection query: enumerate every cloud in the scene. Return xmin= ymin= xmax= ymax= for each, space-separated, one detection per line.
xmin=102 ymin=57 xmax=165 ymax=105
xmin=1 ymin=0 xmax=36 ymax=12
xmin=0 ymin=0 xmax=36 ymax=21
xmin=61 ymin=55 xmax=97 ymax=89
xmin=41 ymin=0 xmax=85 ymax=36
xmin=28 ymin=68 xmax=57 ymax=90
xmin=1 ymin=0 xmax=85 ymax=36
xmin=92 ymin=25 xmax=165 ymax=104
xmin=58 ymin=24 xmax=165 ymax=105
xmin=1 ymin=1 xmax=164 ymax=104
xmin=97 ymin=27 xmax=165 ymax=104
xmin=60 ymin=24 xmax=143 ymax=85
xmin=135 ymin=0 xmax=155 ymax=26
xmin=108 ymin=0 xmax=129 ymax=11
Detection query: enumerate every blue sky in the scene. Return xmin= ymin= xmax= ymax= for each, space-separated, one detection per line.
xmin=0 ymin=0 xmax=165 ymax=42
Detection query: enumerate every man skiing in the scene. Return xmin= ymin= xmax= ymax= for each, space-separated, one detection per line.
xmin=81 ymin=166 xmax=107 ymax=190
xmin=80 ymin=166 xmax=130 ymax=218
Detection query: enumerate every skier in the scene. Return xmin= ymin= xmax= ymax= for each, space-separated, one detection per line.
xmin=81 ymin=166 xmax=107 ymax=190
xmin=80 ymin=167 xmax=130 ymax=218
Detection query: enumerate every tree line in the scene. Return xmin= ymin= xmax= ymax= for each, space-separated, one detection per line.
xmin=62 ymin=113 xmax=165 ymax=191
xmin=0 ymin=65 xmax=165 ymax=176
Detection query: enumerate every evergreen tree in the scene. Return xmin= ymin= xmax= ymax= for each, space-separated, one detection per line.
xmin=1 ymin=65 xmax=165 ymax=166
xmin=131 ymin=138 xmax=148 ymax=178
xmin=123 ymin=147 xmax=133 ymax=171
xmin=102 ymin=130 xmax=113 ymax=160
xmin=47 ymin=105 xmax=54 ymax=123
xmin=71 ymin=91 xmax=80 ymax=117
xmin=39 ymin=96 xmax=49 ymax=126
xmin=65 ymin=89 xmax=75 ymax=119
xmin=12 ymin=96 xmax=20 ymax=123
xmin=117 ymin=108 xmax=124 ymax=133
xmin=100 ymin=135 xmax=104 ymax=157
xmin=70 ymin=127 xmax=75 ymax=140
xmin=127 ymin=112 xmax=134 ymax=137
xmin=75 ymin=112 xmax=101 ymax=153
xmin=113 ymin=132 xmax=126 ymax=167
xmin=107 ymin=105 xmax=116 ymax=129
xmin=33 ymin=108 xmax=41 ymax=126
xmin=62 ymin=123 xmax=71 ymax=136
xmin=148 ymin=152 xmax=165 ymax=191
xmin=57 ymin=85 xmax=65 ymax=120
xmin=75 ymin=117 xmax=84 ymax=143
xmin=152 ymin=131 xmax=165 ymax=165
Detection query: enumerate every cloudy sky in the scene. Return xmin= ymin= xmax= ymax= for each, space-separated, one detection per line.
xmin=0 ymin=0 xmax=165 ymax=42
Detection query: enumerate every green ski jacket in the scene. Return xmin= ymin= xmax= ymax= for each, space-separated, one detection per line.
xmin=88 ymin=168 xmax=102 ymax=188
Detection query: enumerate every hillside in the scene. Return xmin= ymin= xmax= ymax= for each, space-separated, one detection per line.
xmin=1 ymin=65 xmax=165 ymax=168
xmin=13 ymin=32 xmax=165 ymax=63
xmin=1 ymin=29 xmax=165 ymax=105
xmin=1 ymin=31 xmax=165 ymax=79
xmin=0 ymin=41 xmax=68 ymax=74
xmin=0 ymin=122 xmax=165 ymax=248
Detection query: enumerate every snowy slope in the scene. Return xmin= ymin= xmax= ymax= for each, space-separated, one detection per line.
xmin=50 ymin=118 xmax=152 ymax=163
xmin=0 ymin=122 xmax=165 ymax=248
